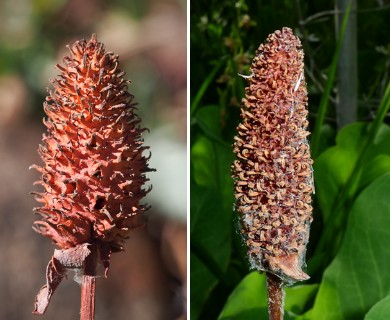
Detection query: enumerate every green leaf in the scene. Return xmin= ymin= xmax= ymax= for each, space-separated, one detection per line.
xmin=358 ymin=154 xmax=390 ymax=190
xmin=217 ymin=271 xmax=268 ymax=320
xmin=363 ymin=123 xmax=390 ymax=161
xmin=194 ymin=105 xmax=230 ymax=147
xmin=313 ymin=83 xmax=390 ymax=264
xmin=217 ymin=272 xmax=319 ymax=320
xmin=285 ymin=284 xmax=319 ymax=317
xmin=190 ymin=251 xmax=220 ymax=320
xmin=195 ymin=105 xmax=222 ymax=135
xmin=308 ymin=173 xmax=390 ymax=319
xmin=314 ymin=122 xmax=390 ymax=224
xmin=191 ymin=135 xmax=234 ymax=200
xmin=314 ymin=122 xmax=367 ymax=222
xmin=190 ymin=183 xmax=233 ymax=319
xmin=190 ymin=185 xmax=231 ymax=276
xmin=313 ymin=123 xmax=390 ymax=264
xmin=365 ymin=295 xmax=390 ymax=320
xmin=190 ymin=135 xmax=234 ymax=319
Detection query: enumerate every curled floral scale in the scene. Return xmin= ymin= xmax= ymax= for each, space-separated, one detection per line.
xmin=232 ymin=27 xmax=314 ymax=283
xmin=31 ymin=34 xmax=154 ymax=314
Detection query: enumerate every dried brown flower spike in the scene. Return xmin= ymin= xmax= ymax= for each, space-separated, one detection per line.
xmin=31 ymin=34 xmax=154 ymax=316
xmin=232 ymin=28 xmax=313 ymax=284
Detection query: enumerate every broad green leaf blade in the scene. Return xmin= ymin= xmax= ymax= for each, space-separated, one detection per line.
xmin=191 ymin=252 xmax=219 ymax=320
xmin=190 ymin=135 xmax=234 ymax=319
xmin=191 ymin=135 xmax=234 ymax=200
xmin=218 ymin=272 xmax=319 ymax=320
xmin=191 ymin=136 xmax=219 ymax=189
xmin=194 ymin=105 xmax=230 ymax=147
xmin=190 ymin=184 xmax=231 ymax=276
xmin=195 ymin=105 xmax=222 ymax=135
xmin=190 ymin=184 xmax=232 ymax=319
xmin=364 ymin=123 xmax=390 ymax=161
xmin=308 ymin=173 xmax=390 ymax=319
xmin=364 ymin=295 xmax=390 ymax=320
xmin=218 ymin=271 xmax=268 ymax=320
xmin=285 ymin=284 xmax=319 ymax=317
xmin=313 ymin=123 xmax=390 ymax=265
xmin=358 ymin=154 xmax=390 ymax=190
xmin=314 ymin=122 xmax=367 ymax=221
xmin=314 ymin=122 xmax=390 ymax=223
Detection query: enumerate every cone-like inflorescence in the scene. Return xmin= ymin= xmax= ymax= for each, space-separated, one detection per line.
xmin=232 ymin=28 xmax=313 ymax=283
xmin=31 ymin=34 xmax=154 ymax=314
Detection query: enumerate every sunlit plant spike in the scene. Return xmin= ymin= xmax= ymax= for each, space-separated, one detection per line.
xmin=232 ymin=27 xmax=314 ymax=283
xmin=31 ymin=34 xmax=154 ymax=315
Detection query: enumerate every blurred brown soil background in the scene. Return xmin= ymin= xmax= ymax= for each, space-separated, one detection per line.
xmin=0 ymin=0 xmax=186 ymax=319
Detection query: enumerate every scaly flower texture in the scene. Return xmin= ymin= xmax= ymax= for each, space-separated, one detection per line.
xmin=232 ymin=27 xmax=314 ymax=283
xmin=31 ymin=34 xmax=154 ymax=314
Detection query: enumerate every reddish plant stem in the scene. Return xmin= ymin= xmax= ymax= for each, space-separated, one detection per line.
xmin=80 ymin=245 xmax=98 ymax=320
xmin=81 ymin=276 xmax=96 ymax=320
xmin=266 ymin=272 xmax=284 ymax=320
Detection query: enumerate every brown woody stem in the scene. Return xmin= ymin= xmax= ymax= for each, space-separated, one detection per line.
xmin=266 ymin=272 xmax=284 ymax=320
xmin=80 ymin=245 xmax=98 ymax=320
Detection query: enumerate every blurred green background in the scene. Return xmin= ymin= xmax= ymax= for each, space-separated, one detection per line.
xmin=0 ymin=0 xmax=186 ymax=319
xmin=190 ymin=1 xmax=390 ymax=319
